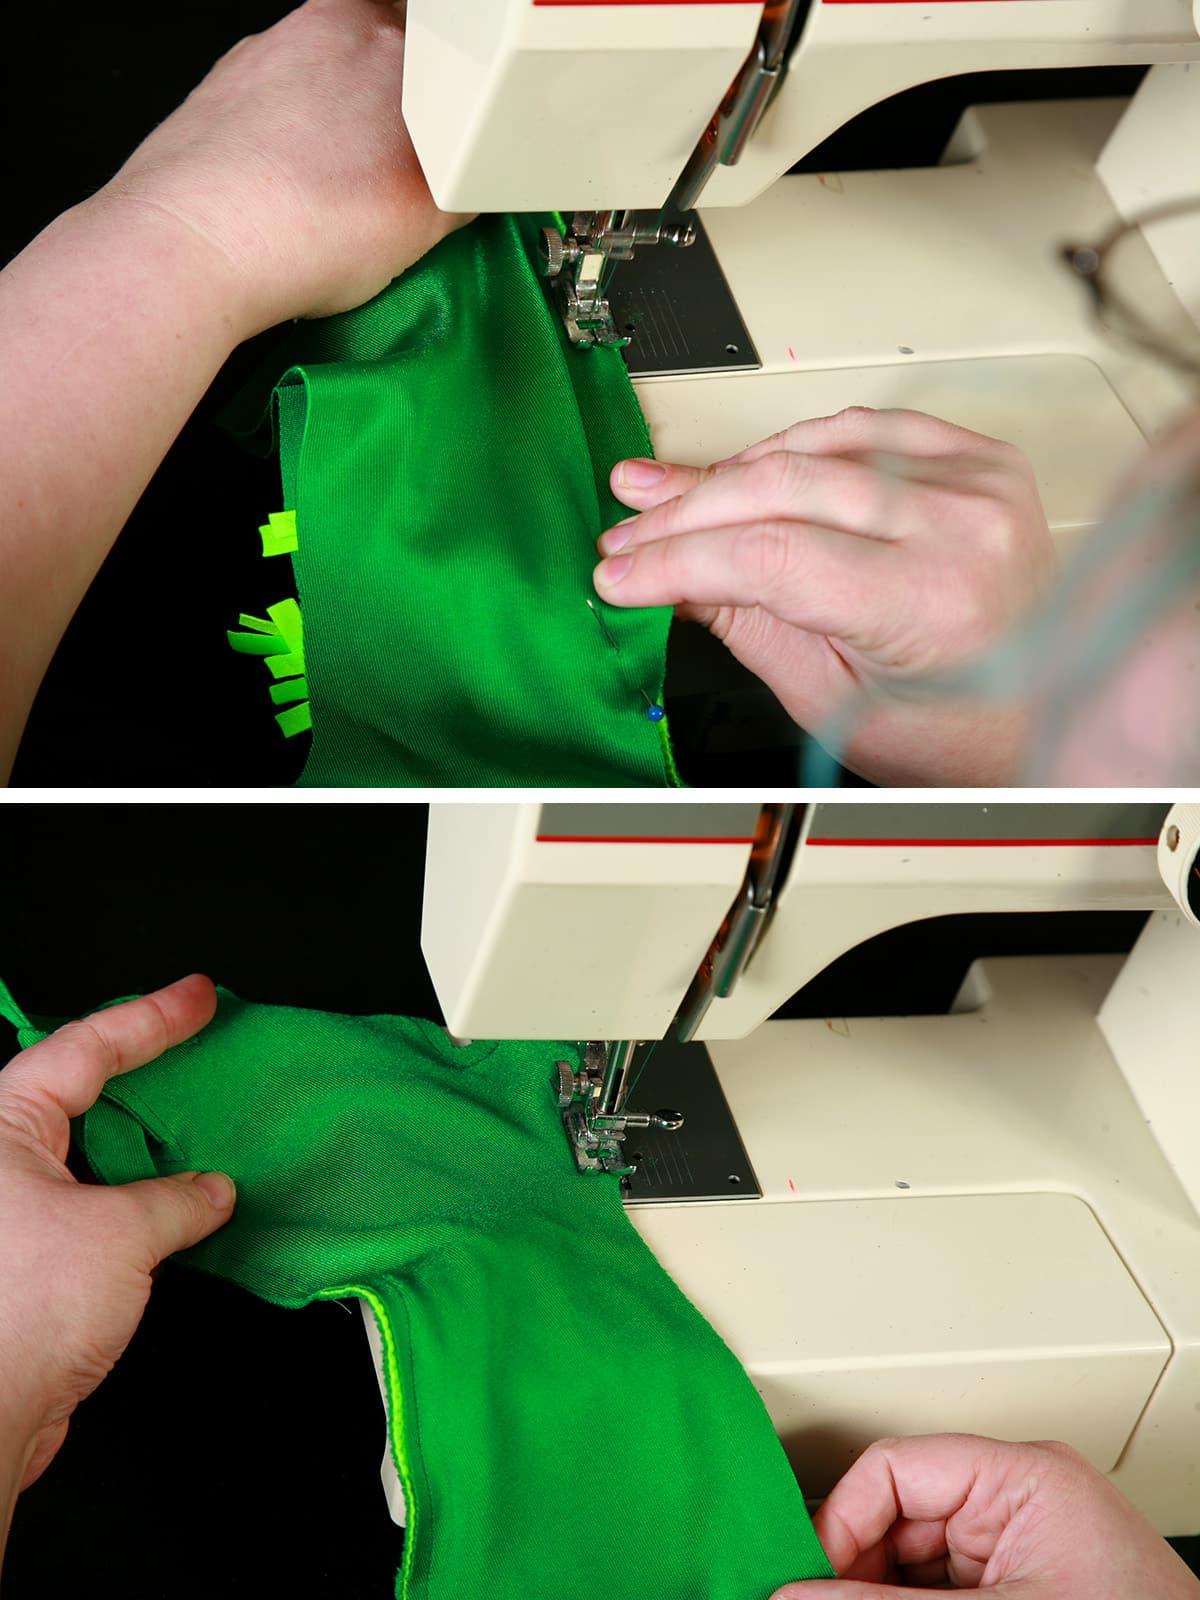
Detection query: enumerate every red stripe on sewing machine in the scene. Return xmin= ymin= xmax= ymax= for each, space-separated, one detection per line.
xmin=807 ymin=837 xmax=1158 ymax=847
xmin=534 ymin=2 xmax=761 ymax=7
xmin=537 ymin=834 xmax=756 ymax=844
xmin=535 ymin=2 xmax=762 ymax=7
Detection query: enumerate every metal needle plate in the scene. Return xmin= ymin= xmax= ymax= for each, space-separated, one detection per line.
xmin=609 ymin=216 xmax=761 ymax=379
xmin=619 ymin=1036 xmax=761 ymax=1204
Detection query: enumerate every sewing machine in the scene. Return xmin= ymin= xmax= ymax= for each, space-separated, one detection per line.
xmin=409 ymin=801 xmax=1200 ymax=1536
xmin=404 ymin=1 xmax=1200 ymax=555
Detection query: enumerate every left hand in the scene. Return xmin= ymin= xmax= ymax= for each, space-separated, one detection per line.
xmin=102 ymin=0 xmax=473 ymax=338
xmin=0 ymin=977 xmax=235 ymax=1491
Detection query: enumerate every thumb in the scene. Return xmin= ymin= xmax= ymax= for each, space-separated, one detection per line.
xmin=774 ymin=1587 xmax=1036 ymax=1599
xmin=774 ymin=1588 xmax=938 ymax=1599
xmin=112 ymin=1171 xmax=237 ymax=1265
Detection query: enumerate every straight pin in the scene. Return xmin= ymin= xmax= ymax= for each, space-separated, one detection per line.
xmin=585 ymin=597 xmax=622 ymax=652
xmin=586 ymin=599 xmax=665 ymax=722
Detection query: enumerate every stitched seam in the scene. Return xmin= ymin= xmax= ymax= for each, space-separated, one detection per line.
xmin=101 ymin=1084 xmax=183 ymax=1157
xmin=317 ymin=1276 xmax=430 ymax=1600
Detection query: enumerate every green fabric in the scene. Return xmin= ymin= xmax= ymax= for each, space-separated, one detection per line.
xmin=225 ymin=214 xmax=678 ymax=787
xmin=0 ymin=983 xmax=831 ymax=1598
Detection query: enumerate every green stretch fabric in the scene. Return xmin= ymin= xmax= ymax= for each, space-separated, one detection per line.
xmin=0 ymin=982 xmax=832 ymax=1598
xmin=227 ymin=214 xmax=677 ymax=787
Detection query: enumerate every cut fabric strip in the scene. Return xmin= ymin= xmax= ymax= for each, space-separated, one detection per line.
xmin=226 ymin=599 xmax=311 ymax=738
xmin=225 ymin=214 xmax=677 ymax=787
xmin=0 ymin=976 xmax=42 ymax=1051
xmin=260 ymin=509 xmax=298 ymax=558
xmin=1 ymin=980 xmax=831 ymax=1598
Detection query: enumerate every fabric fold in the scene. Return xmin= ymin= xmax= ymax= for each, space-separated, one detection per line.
xmin=225 ymin=215 xmax=679 ymax=787
xmin=0 ymin=981 xmax=831 ymax=1598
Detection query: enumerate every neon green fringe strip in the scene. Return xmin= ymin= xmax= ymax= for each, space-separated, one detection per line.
xmin=226 ymin=510 xmax=312 ymax=740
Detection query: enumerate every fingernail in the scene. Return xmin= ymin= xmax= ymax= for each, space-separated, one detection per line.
xmin=193 ymin=1172 xmax=236 ymax=1209
xmin=617 ymin=458 xmax=666 ymax=489
xmin=599 ymin=520 xmax=635 ymax=555
xmin=595 ymin=554 xmax=633 ymax=589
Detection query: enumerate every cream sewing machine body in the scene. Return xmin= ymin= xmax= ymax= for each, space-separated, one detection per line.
xmin=404 ymin=0 xmax=1200 ymax=555
xmin=413 ymin=801 xmax=1200 ymax=1536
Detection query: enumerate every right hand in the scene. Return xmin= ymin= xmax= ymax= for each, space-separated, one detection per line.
xmin=771 ymin=1433 xmax=1200 ymax=1597
xmin=594 ymin=408 xmax=1057 ymax=786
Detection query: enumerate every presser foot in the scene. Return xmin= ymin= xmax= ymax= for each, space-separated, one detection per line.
xmin=540 ymin=210 xmax=696 ymax=350
xmin=554 ymin=1045 xmax=683 ymax=1175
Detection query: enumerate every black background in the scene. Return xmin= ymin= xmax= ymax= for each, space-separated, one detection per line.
xmin=1 ymin=802 xmax=1189 ymax=1593
xmin=0 ymin=804 xmax=441 ymax=1599
xmin=0 ymin=6 xmax=1144 ymax=787
xmin=3 ymin=3 xmax=303 ymax=789
xmin=1 ymin=0 xmax=1187 ymax=1586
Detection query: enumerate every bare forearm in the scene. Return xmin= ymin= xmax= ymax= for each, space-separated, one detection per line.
xmin=0 ymin=1475 xmax=13 ymax=1580
xmin=0 ymin=1422 xmax=27 ymax=1580
xmin=0 ymin=0 xmax=470 ymax=784
xmin=0 ymin=193 xmax=250 ymax=781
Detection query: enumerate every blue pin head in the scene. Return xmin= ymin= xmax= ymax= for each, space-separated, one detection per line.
xmin=645 ymin=703 xmax=666 ymax=723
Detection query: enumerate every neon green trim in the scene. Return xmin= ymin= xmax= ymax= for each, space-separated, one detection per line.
xmin=267 ymin=599 xmax=303 ymax=650
xmin=227 ymin=630 xmax=286 ymax=657
xmin=319 ymin=1285 xmax=416 ymax=1600
xmin=260 ymin=509 xmax=299 ymax=557
xmin=229 ymin=508 xmax=313 ymax=743
xmin=657 ymin=714 xmax=683 ymax=787
xmin=270 ymin=677 xmax=309 ymax=707
xmin=266 ymin=650 xmax=305 ymax=680
xmin=276 ymin=701 xmax=313 ymax=738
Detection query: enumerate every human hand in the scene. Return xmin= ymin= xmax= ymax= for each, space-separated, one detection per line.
xmin=1034 ymin=407 xmax=1200 ymax=785
xmin=771 ymin=1433 xmax=1200 ymax=1597
xmin=97 ymin=0 xmax=472 ymax=340
xmin=0 ymin=977 xmax=234 ymax=1493
xmin=593 ymin=408 xmax=1056 ymax=786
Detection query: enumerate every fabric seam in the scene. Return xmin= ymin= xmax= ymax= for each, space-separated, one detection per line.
xmin=317 ymin=1279 xmax=426 ymax=1600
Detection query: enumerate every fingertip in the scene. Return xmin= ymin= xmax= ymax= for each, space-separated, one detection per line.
xmin=163 ymin=973 xmax=219 ymax=1029
xmin=611 ymin=457 xmax=667 ymax=496
xmin=186 ymin=972 xmax=218 ymax=1008
xmin=173 ymin=972 xmax=217 ymax=997
xmin=192 ymin=1171 xmax=236 ymax=1212
xmin=597 ymin=517 xmax=637 ymax=556
xmin=593 ymin=553 xmax=633 ymax=600
xmin=772 ymin=1587 xmax=860 ymax=1600
xmin=610 ymin=456 xmax=710 ymax=511
xmin=116 ymin=1169 xmax=237 ymax=1265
